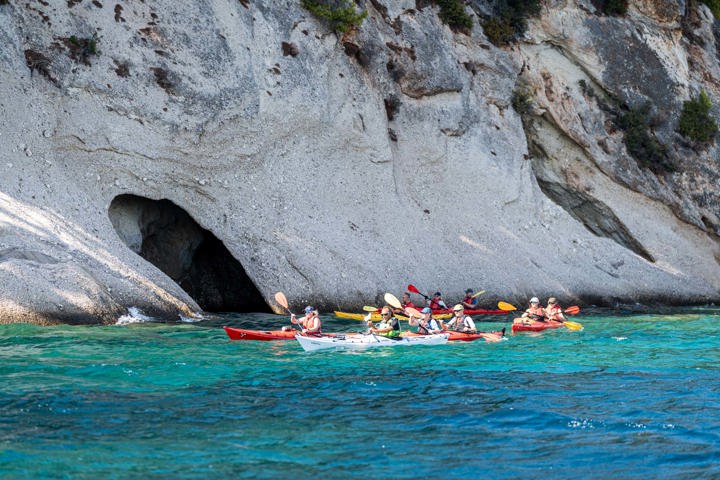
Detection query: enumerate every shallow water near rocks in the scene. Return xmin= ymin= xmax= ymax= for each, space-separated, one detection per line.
xmin=1 ymin=307 xmax=719 ymax=479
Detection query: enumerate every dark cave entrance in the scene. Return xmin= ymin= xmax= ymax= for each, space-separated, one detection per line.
xmin=108 ymin=194 xmax=270 ymax=313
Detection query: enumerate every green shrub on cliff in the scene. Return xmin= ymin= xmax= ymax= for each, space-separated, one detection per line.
xmin=678 ymin=91 xmax=718 ymax=144
xmin=617 ymin=103 xmax=675 ymax=173
xmin=603 ymin=0 xmax=628 ymax=15
xmin=301 ymin=0 xmax=367 ymax=33
xmin=511 ymin=87 xmax=533 ymax=115
xmin=481 ymin=0 xmax=542 ymax=46
xmin=436 ymin=0 xmax=473 ymax=32
xmin=702 ymin=0 xmax=720 ymax=18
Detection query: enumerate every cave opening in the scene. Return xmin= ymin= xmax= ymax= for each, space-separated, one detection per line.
xmin=108 ymin=194 xmax=270 ymax=313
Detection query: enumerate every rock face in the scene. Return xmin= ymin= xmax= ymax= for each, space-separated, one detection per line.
xmin=0 ymin=0 xmax=718 ymax=324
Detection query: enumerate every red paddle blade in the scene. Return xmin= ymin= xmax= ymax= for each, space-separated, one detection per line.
xmin=564 ymin=306 xmax=580 ymax=315
xmin=407 ymin=284 xmax=420 ymax=294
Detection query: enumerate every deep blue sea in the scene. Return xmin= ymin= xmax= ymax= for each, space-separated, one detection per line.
xmin=1 ymin=307 xmax=719 ymax=479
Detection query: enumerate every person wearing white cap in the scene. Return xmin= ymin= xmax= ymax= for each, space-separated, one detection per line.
xmin=518 ymin=297 xmax=546 ymax=324
xmin=290 ymin=305 xmax=322 ymax=334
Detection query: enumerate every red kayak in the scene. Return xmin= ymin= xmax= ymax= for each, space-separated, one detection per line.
xmin=403 ymin=329 xmax=505 ymax=342
xmin=223 ymin=326 xmax=337 ymax=341
xmin=223 ymin=326 xmax=297 ymax=341
xmin=511 ymin=321 xmax=563 ymax=332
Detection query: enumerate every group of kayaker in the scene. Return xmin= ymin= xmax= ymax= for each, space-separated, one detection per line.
xmin=286 ymin=291 xmax=570 ymax=337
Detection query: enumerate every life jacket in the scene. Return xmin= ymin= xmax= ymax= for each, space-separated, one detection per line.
xmin=546 ymin=304 xmax=563 ymax=322
xmin=304 ymin=315 xmax=321 ymax=333
xmin=429 ymin=299 xmax=443 ymax=310
xmin=451 ymin=315 xmax=472 ymax=331
xmin=380 ymin=317 xmax=401 ymax=338
xmin=526 ymin=305 xmax=545 ymax=321
xmin=402 ymin=301 xmax=416 ymax=309
xmin=418 ymin=318 xmax=439 ymax=334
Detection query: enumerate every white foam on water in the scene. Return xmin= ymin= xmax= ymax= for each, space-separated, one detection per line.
xmin=180 ymin=312 xmax=204 ymax=323
xmin=115 ymin=307 xmax=156 ymax=325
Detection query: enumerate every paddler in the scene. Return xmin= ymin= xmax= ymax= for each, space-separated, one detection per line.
xmin=514 ymin=297 xmax=546 ymax=324
xmin=544 ymin=297 xmax=566 ymax=324
xmin=460 ymin=288 xmax=479 ymax=311
xmin=408 ymin=307 xmax=443 ymax=334
xmin=367 ymin=306 xmax=401 ymax=338
xmin=290 ymin=306 xmax=322 ymax=335
xmin=444 ymin=304 xmax=477 ymax=333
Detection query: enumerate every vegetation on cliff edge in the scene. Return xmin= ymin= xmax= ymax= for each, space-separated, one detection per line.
xmin=301 ymin=0 xmax=368 ymax=33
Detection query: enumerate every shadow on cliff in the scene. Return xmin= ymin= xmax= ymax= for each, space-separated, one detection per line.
xmin=109 ymin=194 xmax=270 ymax=313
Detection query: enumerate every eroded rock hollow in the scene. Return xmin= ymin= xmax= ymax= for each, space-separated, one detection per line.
xmin=109 ymin=194 xmax=269 ymax=313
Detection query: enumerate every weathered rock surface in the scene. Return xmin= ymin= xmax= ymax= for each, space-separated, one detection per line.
xmin=0 ymin=0 xmax=718 ymax=324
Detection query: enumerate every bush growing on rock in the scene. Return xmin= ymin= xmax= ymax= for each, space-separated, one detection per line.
xmin=301 ymin=0 xmax=367 ymax=33
xmin=511 ymin=87 xmax=533 ymax=115
xmin=603 ymin=0 xmax=628 ymax=15
xmin=616 ymin=103 xmax=676 ymax=173
xmin=702 ymin=0 xmax=720 ymax=18
xmin=480 ymin=0 xmax=542 ymax=46
xmin=436 ymin=0 xmax=473 ymax=33
xmin=678 ymin=91 xmax=718 ymax=144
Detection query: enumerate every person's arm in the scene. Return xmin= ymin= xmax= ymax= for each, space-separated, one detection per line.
xmin=466 ymin=317 xmax=476 ymax=332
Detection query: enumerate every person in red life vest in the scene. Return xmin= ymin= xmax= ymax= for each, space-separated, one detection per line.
xmin=444 ymin=304 xmax=477 ymax=333
xmin=400 ymin=292 xmax=416 ymax=310
xmin=461 ymin=288 xmax=478 ymax=310
xmin=514 ymin=297 xmax=545 ymax=324
xmin=544 ymin=297 xmax=566 ymax=324
xmin=290 ymin=306 xmax=322 ymax=334
xmin=428 ymin=291 xmax=447 ymax=310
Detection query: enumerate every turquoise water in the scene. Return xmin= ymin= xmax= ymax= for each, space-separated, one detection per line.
xmin=1 ymin=308 xmax=719 ymax=479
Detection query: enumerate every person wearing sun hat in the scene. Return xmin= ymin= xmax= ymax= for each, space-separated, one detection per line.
xmin=290 ymin=305 xmax=322 ymax=334
xmin=444 ymin=304 xmax=477 ymax=333
xmin=544 ymin=297 xmax=566 ymax=324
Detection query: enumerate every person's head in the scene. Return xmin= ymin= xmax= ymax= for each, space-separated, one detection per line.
xmin=433 ymin=292 xmax=442 ymax=298
xmin=402 ymin=292 xmax=411 ymax=302
xmin=465 ymin=288 xmax=473 ymax=296
xmin=304 ymin=306 xmax=317 ymax=316
xmin=529 ymin=297 xmax=539 ymax=306
xmin=547 ymin=297 xmax=557 ymax=306
xmin=453 ymin=304 xmax=464 ymax=315
xmin=381 ymin=306 xmax=392 ymax=318
xmin=421 ymin=307 xmax=432 ymax=318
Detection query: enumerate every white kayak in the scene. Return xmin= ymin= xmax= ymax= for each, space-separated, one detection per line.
xmin=295 ymin=332 xmax=449 ymax=352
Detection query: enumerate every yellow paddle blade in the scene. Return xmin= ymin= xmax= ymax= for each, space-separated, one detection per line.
xmin=274 ymin=291 xmax=289 ymax=310
xmin=471 ymin=290 xmax=486 ymax=298
xmin=362 ymin=305 xmax=379 ymax=312
xmin=563 ymin=321 xmax=583 ymax=331
xmin=498 ymin=301 xmax=517 ymax=311
xmin=384 ymin=293 xmax=402 ymax=309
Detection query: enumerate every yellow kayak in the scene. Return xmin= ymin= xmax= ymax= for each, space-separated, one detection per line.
xmin=333 ymin=311 xmax=452 ymax=321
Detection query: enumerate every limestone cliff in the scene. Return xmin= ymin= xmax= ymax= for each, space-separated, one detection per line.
xmin=0 ymin=0 xmax=718 ymax=324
